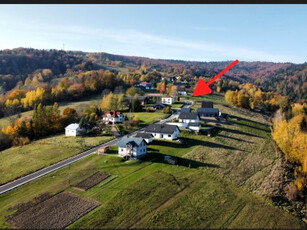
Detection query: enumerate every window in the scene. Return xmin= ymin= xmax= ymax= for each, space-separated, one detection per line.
xmin=161 ymin=134 xmax=164 ymax=138
xmin=121 ymin=148 xmax=123 ymax=152
xmin=168 ymin=134 xmax=171 ymax=137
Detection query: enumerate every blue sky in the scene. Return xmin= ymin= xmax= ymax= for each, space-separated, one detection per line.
xmin=0 ymin=5 xmax=306 ymax=63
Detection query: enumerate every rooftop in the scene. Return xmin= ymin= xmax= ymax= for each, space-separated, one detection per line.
xmin=135 ymin=132 xmax=153 ymax=138
xmin=201 ymin=101 xmax=214 ymax=108
xmin=188 ymin=122 xmax=200 ymax=127
xmin=197 ymin=108 xmax=219 ymax=113
xmin=65 ymin=123 xmax=80 ymax=130
xmin=103 ymin=110 xmax=122 ymax=118
xmin=118 ymin=137 xmax=146 ymax=148
xmin=179 ymin=112 xmax=199 ymax=120
xmin=145 ymin=124 xmax=179 ymax=134
xmin=181 ymin=108 xmax=191 ymax=113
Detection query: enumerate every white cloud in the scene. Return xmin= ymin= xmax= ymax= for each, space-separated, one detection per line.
xmin=0 ymin=20 xmax=300 ymax=63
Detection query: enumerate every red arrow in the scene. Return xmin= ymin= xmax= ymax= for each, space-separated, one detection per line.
xmin=193 ymin=59 xmax=239 ymax=97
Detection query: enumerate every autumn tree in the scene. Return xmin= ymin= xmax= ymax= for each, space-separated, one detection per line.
xmin=126 ymin=87 xmax=144 ymax=96
xmin=131 ymin=96 xmax=142 ymax=112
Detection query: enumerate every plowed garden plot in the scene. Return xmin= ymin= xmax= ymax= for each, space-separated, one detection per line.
xmin=74 ymin=171 xmax=110 ymax=191
xmin=8 ymin=191 xmax=100 ymax=229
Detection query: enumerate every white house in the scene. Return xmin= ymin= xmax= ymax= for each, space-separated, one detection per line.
xmin=145 ymin=124 xmax=180 ymax=140
xmin=65 ymin=123 xmax=82 ymax=137
xmin=135 ymin=132 xmax=153 ymax=144
xmin=178 ymin=112 xmax=200 ymax=124
xmin=117 ymin=137 xmax=147 ymax=159
xmin=161 ymin=96 xmax=174 ymax=105
xmin=102 ymin=110 xmax=124 ymax=124
xmin=188 ymin=122 xmax=201 ymax=132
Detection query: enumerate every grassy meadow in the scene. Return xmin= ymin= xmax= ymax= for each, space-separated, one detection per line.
xmin=0 ymin=93 xmax=305 ymax=228
xmin=0 ymin=134 xmax=113 ymax=185
xmin=129 ymin=112 xmax=169 ymax=126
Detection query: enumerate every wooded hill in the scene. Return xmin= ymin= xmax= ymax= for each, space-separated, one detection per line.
xmin=0 ymin=47 xmax=305 ymax=100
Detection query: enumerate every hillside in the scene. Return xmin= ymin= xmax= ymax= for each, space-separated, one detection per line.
xmin=0 ymin=94 xmax=306 ymax=228
xmin=256 ymin=62 xmax=307 ymax=100
xmin=0 ymin=47 xmax=303 ymax=100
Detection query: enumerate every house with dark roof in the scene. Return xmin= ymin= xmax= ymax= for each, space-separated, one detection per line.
xmin=102 ymin=110 xmax=124 ymax=124
xmin=178 ymin=112 xmax=200 ymax=124
xmin=117 ymin=137 xmax=147 ymax=159
xmin=197 ymin=108 xmax=220 ymax=117
xmin=180 ymin=107 xmax=191 ymax=113
xmin=150 ymin=103 xmax=170 ymax=110
xmin=135 ymin=132 xmax=153 ymax=143
xmin=201 ymin=101 xmax=214 ymax=108
xmin=145 ymin=124 xmax=180 ymax=140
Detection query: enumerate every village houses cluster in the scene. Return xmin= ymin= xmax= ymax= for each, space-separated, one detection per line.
xmin=64 ymin=75 xmax=222 ymax=162
xmin=65 ymin=97 xmax=221 ymax=161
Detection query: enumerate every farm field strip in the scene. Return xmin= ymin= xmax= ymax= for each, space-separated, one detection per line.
xmin=8 ymin=191 xmax=100 ymax=229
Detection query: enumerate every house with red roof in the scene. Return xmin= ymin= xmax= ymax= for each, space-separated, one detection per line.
xmin=102 ymin=110 xmax=124 ymax=124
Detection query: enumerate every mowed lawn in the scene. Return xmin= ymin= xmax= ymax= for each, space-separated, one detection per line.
xmin=130 ymin=112 xmax=168 ymax=126
xmin=0 ymin=134 xmax=113 ymax=185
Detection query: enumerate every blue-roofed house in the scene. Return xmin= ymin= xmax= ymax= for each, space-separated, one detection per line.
xmin=117 ymin=136 xmax=147 ymax=159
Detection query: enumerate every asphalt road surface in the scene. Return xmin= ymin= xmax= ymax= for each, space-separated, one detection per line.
xmin=0 ymin=100 xmax=193 ymax=195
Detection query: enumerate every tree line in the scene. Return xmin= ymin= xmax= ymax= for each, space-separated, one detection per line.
xmin=1 ymin=103 xmax=79 ymax=150
xmin=272 ymin=102 xmax=307 ymax=201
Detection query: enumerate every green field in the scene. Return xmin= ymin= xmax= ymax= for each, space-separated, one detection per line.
xmin=171 ymin=102 xmax=184 ymax=109
xmin=0 ymin=94 xmax=305 ymax=229
xmin=0 ymin=134 xmax=113 ymax=185
xmin=129 ymin=112 xmax=168 ymax=125
xmin=0 ymin=134 xmax=304 ymax=228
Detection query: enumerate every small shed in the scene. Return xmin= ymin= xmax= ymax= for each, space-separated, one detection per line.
xmin=65 ymin=123 xmax=81 ymax=137
xmin=164 ymin=155 xmax=178 ymax=165
xmin=97 ymin=146 xmax=109 ymax=154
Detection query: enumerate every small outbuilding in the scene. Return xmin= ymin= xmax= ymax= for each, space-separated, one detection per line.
xmin=65 ymin=123 xmax=82 ymax=137
xmin=164 ymin=155 xmax=178 ymax=165
xmin=97 ymin=146 xmax=109 ymax=154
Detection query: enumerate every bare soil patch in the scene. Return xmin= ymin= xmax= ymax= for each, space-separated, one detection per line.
xmin=74 ymin=171 xmax=110 ymax=191
xmin=8 ymin=191 xmax=100 ymax=229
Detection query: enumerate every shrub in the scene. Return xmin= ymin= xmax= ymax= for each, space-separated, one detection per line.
xmin=12 ymin=137 xmax=30 ymax=146
xmin=163 ymin=106 xmax=171 ymax=114
xmin=285 ymin=182 xmax=299 ymax=201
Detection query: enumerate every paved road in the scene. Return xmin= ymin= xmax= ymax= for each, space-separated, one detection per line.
xmin=0 ymin=100 xmax=193 ymax=195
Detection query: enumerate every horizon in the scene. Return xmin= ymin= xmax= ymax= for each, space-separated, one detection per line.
xmin=0 ymin=5 xmax=306 ymax=64
xmin=1 ymin=46 xmax=301 ymax=65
